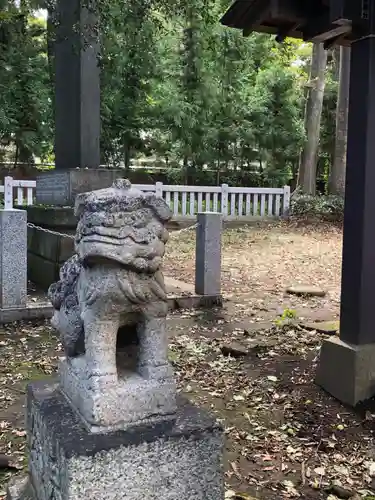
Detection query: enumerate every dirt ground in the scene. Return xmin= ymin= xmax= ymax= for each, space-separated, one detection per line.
xmin=1 ymin=221 xmax=375 ymax=500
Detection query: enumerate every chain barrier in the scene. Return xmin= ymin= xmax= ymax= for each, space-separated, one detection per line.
xmin=27 ymin=222 xmax=198 ymax=240
xmin=27 ymin=222 xmax=76 ymax=239
xmin=170 ymin=223 xmax=198 ymax=237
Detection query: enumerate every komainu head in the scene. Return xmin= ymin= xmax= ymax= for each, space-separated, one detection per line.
xmin=74 ymin=179 xmax=172 ymax=272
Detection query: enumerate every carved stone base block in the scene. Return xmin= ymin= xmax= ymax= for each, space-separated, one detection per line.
xmin=7 ymin=381 xmax=224 ymax=500
xmin=59 ymin=357 xmax=177 ymax=432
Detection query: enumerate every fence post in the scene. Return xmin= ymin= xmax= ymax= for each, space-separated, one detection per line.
xmin=221 ymin=184 xmax=228 ymax=217
xmin=155 ymin=181 xmax=163 ymax=198
xmin=283 ymin=185 xmax=291 ymax=216
xmin=4 ymin=176 xmax=13 ymax=209
xmin=195 ymin=212 xmax=222 ymax=296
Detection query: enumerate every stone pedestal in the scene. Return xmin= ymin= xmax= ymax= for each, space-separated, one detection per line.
xmin=36 ymin=169 xmax=127 ymax=206
xmin=58 ymin=354 xmax=177 ymax=433
xmin=7 ymin=382 xmax=224 ymax=500
xmin=316 ymin=336 xmax=375 ymax=405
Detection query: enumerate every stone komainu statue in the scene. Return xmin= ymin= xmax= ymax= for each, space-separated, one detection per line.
xmin=48 ymin=178 xmax=172 ymax=364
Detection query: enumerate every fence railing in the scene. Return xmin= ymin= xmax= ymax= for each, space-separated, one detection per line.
xmin=135 ymin=182 xmax=290 ymax=217
xmin=0 ymin=176 xmax=36 ymax=209
xmin=0 ymin=177 xmax=290 ymax=217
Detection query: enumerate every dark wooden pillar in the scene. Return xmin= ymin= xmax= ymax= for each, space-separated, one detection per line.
xmin=340 ymin=36 xmax=375 ymax=346
xmin=316 ymin=16 xmax=375 ymax=404
xmin=54 ymin=0 xmax=100 ymax=170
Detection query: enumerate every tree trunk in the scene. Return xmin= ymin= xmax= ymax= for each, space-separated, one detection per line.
xmin=46 ymin=3 xmax=56 ymax=91
xmin=17 ymin=141 xmax=34 ymax=165
xmin=329 ymin=46 xmax=351 ymax=196
xmin=333 ymin=47 xmax=340 ymax=81
xmin=123 ymin=140 xmax=131 ymax=173
xmin=297 ymin=43 xmax=328 ymax=195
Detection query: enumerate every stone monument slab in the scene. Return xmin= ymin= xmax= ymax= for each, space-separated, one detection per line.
xmin=36 ymin=169 xmax=126 ymax=206
xmin=35 ymin=172 xmax=70 ymax=206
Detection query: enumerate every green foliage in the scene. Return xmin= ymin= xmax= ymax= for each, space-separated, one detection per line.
xmin=291 ymin=193 xmax=344 ymax=221
xmin=0 ymin=1 xmax=53 ymax=163
xmin=275 ymin=308 xmax=297 ymax=327
xmin=100 ymin=0 xmax=157 ymax=168
xmin=0 ymin=0 xmax=334 ymax=190
xmin=318 ymin=50 xmax=339 ymax=187
xmin=145 ymin=15 xmax=305 ymax=185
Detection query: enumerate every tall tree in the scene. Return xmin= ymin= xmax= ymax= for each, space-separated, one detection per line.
xmin=100 ymin=0 xmax=156 ymax=168
xmin=0 ymin=2 xmax=52 ymax=163
xmin=0 ymin=0 xmax=308 ymax=182
xmin=329 ymin=46 xmax=350 ymax=196
xmin=297 ymin=43 xmax=327 ymax=194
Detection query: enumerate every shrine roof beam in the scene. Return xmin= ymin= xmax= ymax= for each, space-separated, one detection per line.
xmin=221 ymin=0 xmax=270 ymax=31
xmin=220 ymin=0 xmax=358 ymax=47
xmin=302 ymin=15 xmax=352 ymax=43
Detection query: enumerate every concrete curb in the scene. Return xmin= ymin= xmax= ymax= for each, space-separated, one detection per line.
xmin=0 ymin=303 xmax=53 ymax=324
xmin=0 ymin=294 xmax=223 ymax=325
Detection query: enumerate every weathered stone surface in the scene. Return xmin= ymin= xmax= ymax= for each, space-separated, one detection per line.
xmin=0 ymin=209 xmax=27 ymax=309
xmin=195 ymin=212 xmax=222 ymax=296
xmin=301 ymin=320 xmax=340 ymax=334
xmin=0 ymin=302 xmax=52 ymax=325
xmin=10 ymin=381 xmax=224 ymax=500
xmin=221 ymin=342 xmax=249 ymax=358
xmin=221 ymin=338 xmax=278 ymax=358
xmin=26 ymin=206 xmax=77 ymax=228
xmin=247 ymin=338 xmax=279 ymax=350
xmin=316 ymin=336 xmax=375 ymax=405
xmin=242 ymin=322 xmax=274 ymax=335
xmin=27 ymin=206 xmax=76 ymax=290
xmin=27 ymin=254 xmax=59 ymax=291
xmin=36 ymin=169 xmax=127 ymax=206
xmin=326 ymin=483 xmax=354 ymax=499
xmin=48 ymin=255 xmax=84 ymax=357
xmin=7 ymin=476 xmax=35 ymax=500
xmin=48 ymin=179 xmax=177 ymax=430
xmin=286 ymin=285 xmax=326 ymax=297
xmin=59 ymin=354 xmax=177 ymax=433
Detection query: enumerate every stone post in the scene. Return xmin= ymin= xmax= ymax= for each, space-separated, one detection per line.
xmin=195 ymin=212 xmax=222 ymax=297
xmin=54 ymin=0 xmax=100 ymax=170
xmin=316 ymin=29 xmax=375 ymax=405
xmin=35 ymin=0 xmax=110 ymax=205
xmin=0 ymin=209 xmax=27 ymax=310
xmin=221 ymin=184 xmax=229 ymax=217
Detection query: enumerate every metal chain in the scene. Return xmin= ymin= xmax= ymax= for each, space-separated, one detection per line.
xmin=27 ymin=222 xmax=76 ymax=239
xmin=27 ymin=222 xmax=198 ymax=240
xmin=169 ymin=223 xmax=198 ymax=237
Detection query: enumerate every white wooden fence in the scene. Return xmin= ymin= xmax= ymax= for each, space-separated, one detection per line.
xmin=0 ymin=176 xmax=35 ymax=209
xmin=0 ymin=177 xmax=290 ymax=217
